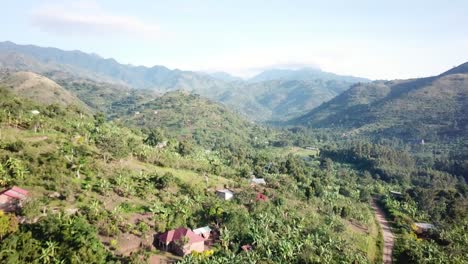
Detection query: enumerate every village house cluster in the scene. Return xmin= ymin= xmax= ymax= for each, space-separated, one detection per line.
xmin=0 ymin=176 xmax=271 ymax=258
xmin=153 ymin=175 xmax=269 ymax=256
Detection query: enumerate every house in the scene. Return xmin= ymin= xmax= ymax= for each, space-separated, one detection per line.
xmin=241 ymin=244 xmax=253 ymax=252
xmin=216 ymin=189 xmax=234 ymax=200
xmin=193 ymin=226 xmax=212 ymax=240
xmin=0 ymin=186 xmax=28 ymax=212
xmin=255 ymin=193 xmax=268 ymax=202
xmin=250 ymin=178 xmax=266 ymax=185
xmin=414 ymin=223 xmax=435 ymax=234
xmin=390 ymin=191 xmax=403 ymax=198
xmin=305 ymin=147 xmax=320 ymax=157
xmin=155 ymin=227 xmax=205 ymax=256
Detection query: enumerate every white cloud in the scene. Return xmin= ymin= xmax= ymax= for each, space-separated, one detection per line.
xmin=176 ymin=46 xmax=351 ymax=78
xmin=30 ymin=1 xmax=160 ymax=38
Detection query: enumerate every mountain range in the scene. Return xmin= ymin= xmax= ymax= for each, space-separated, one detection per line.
xmin=1 ymin=40 xmax=466 ymax=146
xmin=0 ymin=41 xmax=368 ymax=121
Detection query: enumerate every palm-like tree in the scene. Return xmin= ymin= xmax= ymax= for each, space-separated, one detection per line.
xmin=39 ymin=241 xmax=59 ymax=264
xmin=5 ymin=157 xmax=27 ymax=181
xmin=220 ymin=226 xmax=232 ymax=251
xmin=0 ymin=163 xmax=10 ymax=186
xmin=89 ymin=200 xmax=100 ymax=216
xmin=96 ymin=178 xmax=111 ymax=195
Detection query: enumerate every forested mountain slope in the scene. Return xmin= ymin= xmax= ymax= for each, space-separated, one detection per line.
xmin=292 ymin=63 xmax=468 ymax=143
xmin=215 ymin=79 xmax=357 ymax=121
xmin=116 ymin=91 xmax=271 ymax=149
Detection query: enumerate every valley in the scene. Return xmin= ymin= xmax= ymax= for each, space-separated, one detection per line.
xmin=0 ymin=43 xmax=466 ymax=264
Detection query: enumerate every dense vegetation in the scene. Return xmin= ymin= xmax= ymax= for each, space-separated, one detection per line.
xmin=116 ymin=91 xmax=273 ymax=151
xmin=0 ymin=54 xmax=466 ymax=263
xmin=0 ymin=87 xmax=384 ymax=263
xmin=322 ymin=141 xmax=467 ymax=263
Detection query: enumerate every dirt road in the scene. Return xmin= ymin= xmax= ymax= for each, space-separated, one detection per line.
xmin=371 ymin=199 xmax=395 ymax=264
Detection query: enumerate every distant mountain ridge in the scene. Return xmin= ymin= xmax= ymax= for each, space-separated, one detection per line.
xmin=0 ymin=41 xmax=368 ymax=121
xmin=248 ymin=67 xmax=368 ymax=83
xmin=206 ymin=71 xmax=244 ymax=82
xmin=0 ymin=41 xmax=227 ymax=91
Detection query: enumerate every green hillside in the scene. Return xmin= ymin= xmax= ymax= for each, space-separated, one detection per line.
xmin=216 ymin=79 xmax=356 ymax=121
xmin=0 ymin=72 xmax=466 ymax=263
xmin=116 ymin=91 xmax=271 ymax=149
xmin=55 ymin=78 xmax=160 ymax=119
xmin=292 ymin=66 xmax=468 ymax=144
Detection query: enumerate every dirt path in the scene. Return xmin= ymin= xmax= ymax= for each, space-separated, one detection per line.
xmin=371 ymin=199 xmax=395 ymax=264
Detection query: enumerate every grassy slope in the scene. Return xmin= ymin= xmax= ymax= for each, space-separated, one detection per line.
xmin=0 ymin=71 xmax=89 ymax=110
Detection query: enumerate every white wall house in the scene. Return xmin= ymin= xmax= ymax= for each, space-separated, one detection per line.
xmin=216 ymin=189 xmax=234 ymax=200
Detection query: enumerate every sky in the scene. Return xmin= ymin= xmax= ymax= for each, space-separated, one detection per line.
xmin=2 ymin=0 xmax=468 ymax=79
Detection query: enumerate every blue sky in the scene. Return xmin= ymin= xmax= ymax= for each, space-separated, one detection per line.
xmin=2 ymin=0 xmax=468 ymax=79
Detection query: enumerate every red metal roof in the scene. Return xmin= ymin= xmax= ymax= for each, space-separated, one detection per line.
xmin=158 ymin=227 xmax=204 ymax=245
xmin=0 ymin=186 xmax=28 ymax=200
xmin=11 ymin=186 xmax=28 ymax=195
xmin=256 ymin=193 xmax=268 ymax=202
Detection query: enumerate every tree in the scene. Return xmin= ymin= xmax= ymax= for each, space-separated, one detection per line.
xmin=178 ymin=140 xmax=193 ymax=156
xmin=5 ymin=157 xmax=27 ymax=182
xmin=93 ymin=112 xmax=106 ymax=126
xmin=220 ymin=226 xmax=232 ymax=251
xmin=144 ymin=129 xmax=165 ymax=147
xmin=0 ymin=211 xmax=18 ymax=239
xmin=321 ymin=158 xmax=333 ymax=173
xmin=340 ymin=207 xmax=350 ymax=218
xmin=208 ymin=203 xmax=225 ymax=228
xmin=0 ymin=164 xmax=9 ymax=187
xmin=151 ymin=172 xmax=173 ymax=190
xmin=359 ymin=189 xmax=371 ymax=202
xmin=39 ymin=241 xmax=59 ymax=264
